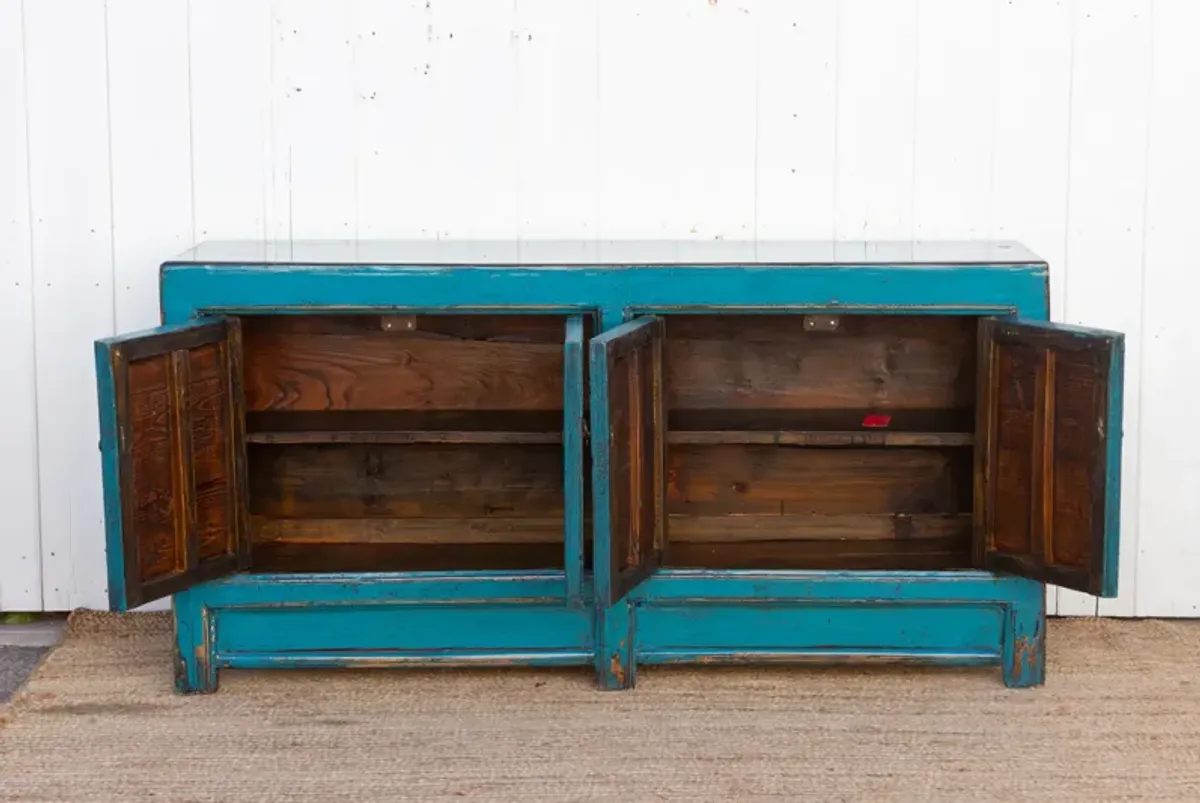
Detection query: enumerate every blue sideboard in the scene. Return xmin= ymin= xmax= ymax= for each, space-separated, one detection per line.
xmin=94 ymin=240 xmax=1124 ymax=693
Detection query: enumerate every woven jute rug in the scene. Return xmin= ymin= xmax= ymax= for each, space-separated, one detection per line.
xmin=1 ymin=612 xmax=1199 ymax=802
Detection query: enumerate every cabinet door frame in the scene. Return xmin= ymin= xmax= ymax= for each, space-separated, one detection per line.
xmin=563 ymin=314 xmax=588 ymax=605
xmin=974 ymin=317 xmax=1124 ymax=597
xmin=589 ymin=316 xmax=667 ymax=608
xmin=96 ymin=317 xmax=250 ymax=611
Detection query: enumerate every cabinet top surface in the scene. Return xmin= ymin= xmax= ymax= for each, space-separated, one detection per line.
xmin=165 ymin=239 xmax=1045 ymax=269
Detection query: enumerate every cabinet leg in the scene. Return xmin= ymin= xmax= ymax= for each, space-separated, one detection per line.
xmin=172 ymin=593 xmax=218 ymax=695
xmin=595 ymin=600 xmax=635 ymax=691
xmin=1002 ymin=590 xmax=1046 ymax=689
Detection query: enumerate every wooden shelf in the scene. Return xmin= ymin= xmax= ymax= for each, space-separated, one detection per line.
xmin=247 ymin=430 xmax=562 ymax=445
xmin=245 ymin=409 xmax=563 ymax=446
xmin=666 ymin=408 xmax=974 ymax=448
xmin=667 ymin=430 xmax=972 ymax=447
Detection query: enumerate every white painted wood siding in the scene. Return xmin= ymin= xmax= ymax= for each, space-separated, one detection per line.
xmin=1 ymin=0 xmax=1197 ymax=616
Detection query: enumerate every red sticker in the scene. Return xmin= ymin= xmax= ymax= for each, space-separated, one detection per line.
xmin=861 ymin=413 xmax=892 ymax=428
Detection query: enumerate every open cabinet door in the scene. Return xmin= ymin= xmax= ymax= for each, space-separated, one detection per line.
xmin=975 ymin=318 xmax=1124 ymax=597
xmin=590 ymin=317 xmax=667 ymax=607
xmin=95 ymin=318 xmax=250 ymax=611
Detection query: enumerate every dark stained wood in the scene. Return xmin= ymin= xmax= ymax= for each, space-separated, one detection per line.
xmin=668 ymin=429 xmax=972 ymax=447
xmin=669 ymin=512 xmax=971 ymax=543
xmin=245 ymin=410 xmax=564 ymax=445
xmin=1050 ymin=348 xmax=1105 ymax=567
xmin=976 ymin=319 xmax=1119 ymax=594
xmin=669 ymin=408 xmax=974 ymax=443
xmin=110 ymin=318 xmax=249 ymax=608
xmin=241 ymin=314 xmax=566 ymax=412
xmin=248 ymin=430 xmax=563 ymax=445
xmin=600 ymin=318 xmax=666 ymax=604
xmin=989 ymin=343 xmax=1038 ymax=555
xmin=665 ymin=537 xmax=971 ymax=571
xmin=666 ymin=445 xmax=973 ymax=517
xmin=188 ymin=343 xmax=234 ymax=561
xmin=251 ymin=541 xmax=566 ymax=573
xmin=608 ymin=347 xmax=634 ymax=586
xmin=253 ymin=516 xmax=565 ymax=544
xmin=170 ymin=350 xmax=198 ymax=570
xmin=663 ymin=314 xmax=977 ymax=412
xmin=242 ymin=313 xmax=565 ymax=341
xmin=247 ymin=443 xmax=565 ymax=519
xmin=126 ymin=354 xmax=179 ymax=581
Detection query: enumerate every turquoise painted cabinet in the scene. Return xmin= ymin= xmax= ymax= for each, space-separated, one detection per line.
xmin=94 ymin=240 xmax=1124 ymax=693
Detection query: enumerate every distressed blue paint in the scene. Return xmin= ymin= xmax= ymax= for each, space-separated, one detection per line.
xmin=159 ymin=263 xmax=1049 ymax=325
xmin=1102 ymin=333 xmax=1126 ymax=598
xmin=640 ymin=650 xmax=999 ymax=667
xmin=636 ymin=604 xmax=1004 ymax=656
xmin=634 ymin=569 xmax=1039 ymax=603
xmin=94 ymin=339 xmax=128 ymax=612
xmin=596 ymin=599 xmax=634 ymax=690
xmin=587 ymin=336 xmax=614 ymax=610
xmin=587 ymin=318 xmax=668 ymax=689
xmin=97 ymin=319 xmax=226 ymax=613
xmin=1001 ymin=579 xmax=1046 ymax=688
xmin=563 ymin=316 xmax=586 ymax=605
xmin=172 ymin=589 xmax=217 ymax=694
xmin=100 ymin=241 xmax=1130 ymax=693
xmin=220 ymin=651 xmax=592 ymax=670
xmin=587 ymin=324 xmax=623 ymax=688
xmin=214 ymin=604 xmax=593 ymax=654
xmin=200 ymin=571 xmax=579 ymax=606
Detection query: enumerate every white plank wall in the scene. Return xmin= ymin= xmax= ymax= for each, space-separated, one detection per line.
xmin=1 ymin=0 xmax=1197 ymax=616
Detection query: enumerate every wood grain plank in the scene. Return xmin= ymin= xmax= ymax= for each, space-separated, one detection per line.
xmin=669 ymin=513 xmax=971 ymax=543
xmin=243 ymin=329 xmax=564 ymax=412
xmin=251 ymin=542 xmax=565 ymax=573
xmin=252 ymin=516 xmax=565 ymax=545
xmin=246 ymin=410 xmax=564 ymax=445
xmin=669 ymin=430 xmax=972 ymax=448
xmin=126 ymin=355 xmax=180 ymax=582
xmin=666 ymin=537 xmax=970 ymax=571
xmin=663 ymin=315 xmax=976 ymax=412
xmin=248 ymin=443 xmax=564 ymax=519
xmin=990 ymin=343 xmax=1037 ymax=555
xmin=667 ymin=445 xmax=972 ymax=517
xmin=1049 ymin=348 xmax=1106 ymax=569
xmin=188 ymin=343 xmax=233 ymax=561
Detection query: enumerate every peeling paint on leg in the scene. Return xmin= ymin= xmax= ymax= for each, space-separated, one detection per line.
xmin=610 ymin=652 xmax=626 ymax=687
xmin=1012 ymin=635 xmax=1037 ymax=679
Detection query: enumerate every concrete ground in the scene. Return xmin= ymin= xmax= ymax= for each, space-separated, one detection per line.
xmin=0 ymin=618 xmax=65 ymax=702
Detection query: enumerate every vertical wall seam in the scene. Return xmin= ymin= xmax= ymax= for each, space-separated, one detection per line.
xmin=184 ymin=0 xmax=197 ymax=246
xmin=18 ymin=0 xmax=45 ymax=609
xmin=1128 ymin=0 xmax=1156 ymax=617
xmin=511 ymin=0 xmax=521 ymax=243
xmin=909 ymin=0 xmax=920 ymax=241
xmin=750 ymin=5 xmax=760 ymax=243
xmin=1054 ymin=0 xmax=1080 ymax=616
xmin=91 ymin=0 xmax=118 ymax=611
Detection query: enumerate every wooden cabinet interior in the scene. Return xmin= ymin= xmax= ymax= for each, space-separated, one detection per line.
xmin=231 ymin=311 xmax=980 ymax=575
xmin=240 ymin=313 xmax=573 ymax=573
xmin=658 ymin=314 xmax=978 ymax=571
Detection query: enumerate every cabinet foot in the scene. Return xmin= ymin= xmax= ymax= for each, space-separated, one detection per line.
xmin=595 ymin=601 xmax=635 ymax=691
xmin=173 ymin=592 xmax=219 ymax=695
xmin=1002 ymin=592 xmax=1046 ymax=689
